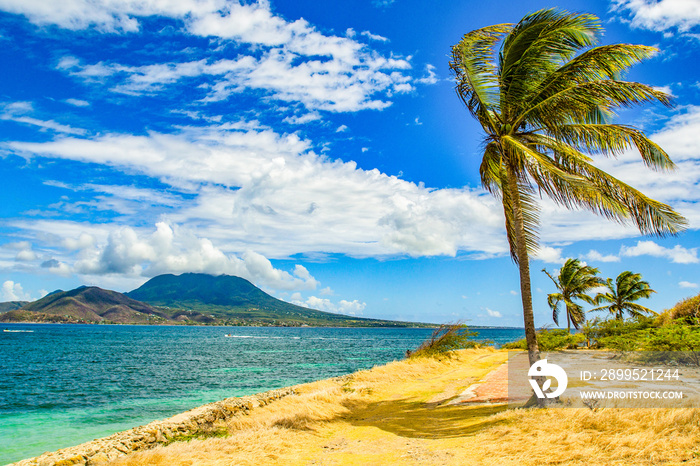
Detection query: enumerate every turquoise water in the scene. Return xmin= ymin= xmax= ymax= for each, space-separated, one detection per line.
xmin=0 ymin=324 xmax=523 ymax=464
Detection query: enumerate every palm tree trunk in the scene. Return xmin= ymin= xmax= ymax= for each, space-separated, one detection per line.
xmin=505 ymin=164 xmax=540 ymax=368
xmin=567 ymin=311 xmax=571 ymax=333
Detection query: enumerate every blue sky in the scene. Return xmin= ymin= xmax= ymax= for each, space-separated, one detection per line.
xmin=0 ymin=0 xmax=699 ymax=326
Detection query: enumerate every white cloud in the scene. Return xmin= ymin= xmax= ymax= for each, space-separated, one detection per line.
xmin=416 ymin=64 xmax=438 ymax=85
xmin=679 ymin=281 xmax=698 ymax=288
xmin=292 ymin=295 xmax=366 ymax=316
xmin=584 ymin=250 xmax=621 ymax=263
xmin=620 ymin=240 xmax=699 ymax=264
xmin=612 ymin=0 xmax=700 ymax=35
xmin=15 ymin=249 xmax=37 ymax=261
xmin=532 ymin=246 xmax=565 ymax=264
xmin=486 ymin=308 xmax=502 ymax=318
xmin=361 ymin=30 xmax=389 ymax=42
xmin=283 ymin=112 xmax=322 ymax=125
xmin=69 ymin=222 xmax=319 ymax=291
xmin=1 ymin=101 xmax=86 ymax=135
xmin=8 ymin=123 xmax=507 ymax=259
xmin=41 ymin=259 xmax=72 ymax=276
xmin=60 ymin=50 xmax=413 ymax=112
xmin=38 ymin=1 xmax=417 ymax=113
xmin=1 ymin=280 xmax=32 ymax=301
xmin=64 ymin=98 xmax=89 ymax=107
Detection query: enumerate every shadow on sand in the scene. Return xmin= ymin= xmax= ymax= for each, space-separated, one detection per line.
xmin=340 ymin=398 xmax=510 ymax=439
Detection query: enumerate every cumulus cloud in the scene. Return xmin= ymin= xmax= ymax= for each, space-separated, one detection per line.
xmin=292 ymin=295 xmax=366 ymax=316
xmin=9 ymin=124 xmax=507 ymax=259
xmin=532 ymin=246 xmax=565 ymax=264
xmin=69 ymin=222 xmax=319 ymax=291
xmin=679 ymin=281 xmax=698 ymax=288
xmin=1 ymin=280 xmax=32 ymax=301
xmin=486 ymin=308 xmax=502 ymax=318
xmin=620 ymin=240 xmax=699 ymax=264
xmin=2 ymin=241 xmax=38 ymax=261
xmin=583 ymin=250 xmax=621 ymax=263
xmin=612 ymin=0 xmax=700 ymax=35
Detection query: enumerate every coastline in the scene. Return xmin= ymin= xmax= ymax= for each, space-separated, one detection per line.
xmin=9 ymin=349 xmax=504 ymax=466
xmin=10 ymin=386 xmax=300 ymax=466
xmin=9 ymin=349 xmax=700 ymax=465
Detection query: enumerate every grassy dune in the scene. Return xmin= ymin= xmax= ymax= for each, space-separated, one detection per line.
xmin=112 ymin=349 xmax=700 ymax=465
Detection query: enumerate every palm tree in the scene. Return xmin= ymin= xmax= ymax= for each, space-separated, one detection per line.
xmin=543 ymin=258 xmax=603 ymax=332
xmin=450 ymin=9 xmax=686 ymax=367
xmin=590 ymin=271 xmax=657 ymax=320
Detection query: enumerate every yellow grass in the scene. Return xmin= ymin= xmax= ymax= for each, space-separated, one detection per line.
xmin=111 ymin=349 xmax=700 ymax=466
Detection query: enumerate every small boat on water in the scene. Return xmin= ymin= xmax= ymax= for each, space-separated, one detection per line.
xmin=225 ymin=333 xmax=234 ymax=337
xmin=3 ymin=329 xmax=34 ymax=333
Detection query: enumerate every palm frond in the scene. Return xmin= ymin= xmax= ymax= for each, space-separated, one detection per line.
xmin=525 ymin=134 xmax=687 ymax=236
xmin=548 ymin=123 xmax=675 ymax=171
xmin=521 ymin=80 xmax=672 ymax=130
xmin=500 ymin=9 xmax=601 ymax=110
xmin=450 ymin=24 xmax=512 ymax=131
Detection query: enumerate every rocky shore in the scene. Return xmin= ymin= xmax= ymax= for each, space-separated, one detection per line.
xmin=11 ymin=387 xmax=296 ymax=466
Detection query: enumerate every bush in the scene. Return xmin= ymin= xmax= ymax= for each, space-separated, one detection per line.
xmin=584 ymin=316 xmax=655 ymax=351
xmin=501 ymin=328 xmax=584 ymax=351
xmin=656 ymin=293 xmax=700 ymax=326
xmin=409 ymin=324 xmax=489 ymax=358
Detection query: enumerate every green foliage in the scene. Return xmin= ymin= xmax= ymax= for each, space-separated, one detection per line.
xmin=656 ymin=293 xmax=700 ymax=326
xmin=501 ymin=313 xmax=700 ymax=366
xmin=410 ymin=324 xmax=489 ymax=358
xmin=502 ymin=328 xmax=584 ymax=350
xmin=450 ymin=8 xmax=685 ymax=362
xmin=583 ymin=316 xmax=654 ymax=351
xmin=591 ymin=271 xmax=657 ymax=320
xmin=542 ymin=258 xmax=603 ymax=331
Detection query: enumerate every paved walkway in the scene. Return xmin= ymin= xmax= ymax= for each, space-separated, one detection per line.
xmin=449 ymin=352 xmax=531 ymax=405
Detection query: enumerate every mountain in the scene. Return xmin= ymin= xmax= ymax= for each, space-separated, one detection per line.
xmin=0 ymin=287 xmax=159 ymax=324
xmin=126 ymin=273 xmax=427 ymax=327
xmin=0 ymin=274 xmax=430 ymax=327
xmin=0 ymin=301 xmax=28 ymax=313
xmin=0 ymin=287 xmax=217 ymax=324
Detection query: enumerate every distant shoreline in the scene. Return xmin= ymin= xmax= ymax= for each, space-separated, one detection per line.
xmin=0 ymin=321 xmax=525 ymax=330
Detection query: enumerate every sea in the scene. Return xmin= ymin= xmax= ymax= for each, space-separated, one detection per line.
xmin=0 ymin=324 xmax=524 ymax=464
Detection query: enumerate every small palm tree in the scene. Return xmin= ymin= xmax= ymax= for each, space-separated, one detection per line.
xmin=590 ymin=271 xmax=657 ymax=320
xmin=543 ymin=258 xmax=604 ymax=332
xmin=450 ymin=8 xmax=686 ymax=367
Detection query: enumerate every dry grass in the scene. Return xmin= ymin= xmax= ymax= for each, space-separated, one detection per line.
xmin=110 ymin=349 xmax=700 ymax=466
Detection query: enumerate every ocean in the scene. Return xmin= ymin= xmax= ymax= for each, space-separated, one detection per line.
xmin=0 ymin=324 xmax=524 ymax=464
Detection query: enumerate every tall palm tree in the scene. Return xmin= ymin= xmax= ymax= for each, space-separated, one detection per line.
xmin=450 ymin=9 xmax=686 ymax=367
xmin=590 ymin=271 xmax=657 ymax=320
xmin=543 ymin=258 xmax=603 ymax=332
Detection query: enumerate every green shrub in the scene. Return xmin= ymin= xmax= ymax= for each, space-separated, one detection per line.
xmin=501 ymin=328 xmax=584 ymax=351
xmin=409 ymin=324 xmax=489 ymax=358
xmin=584 ymin=316 xmax=654 ymax=350
xmin=656 ymin=293 xmax=700 ymax=326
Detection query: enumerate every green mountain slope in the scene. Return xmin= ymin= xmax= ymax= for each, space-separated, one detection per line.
xmin=126 ymin=273 xmax=428 ymax=327
xmin=0 ymin=301 xmax=28 ymax=313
